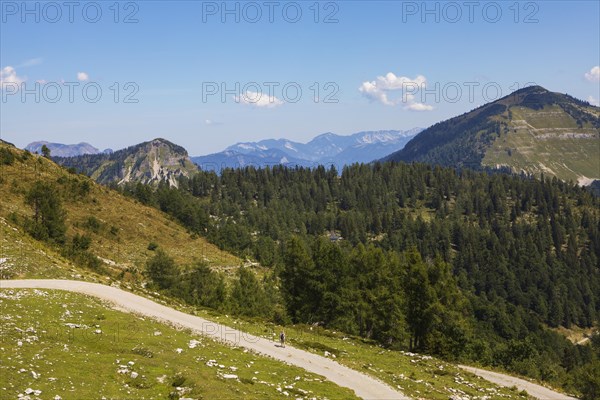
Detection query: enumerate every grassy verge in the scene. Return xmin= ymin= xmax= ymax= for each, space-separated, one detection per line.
xmin=186 ymin=313 xmax=531 ymax=400
xmin=0 ymin=289 xmax=358 ymax=399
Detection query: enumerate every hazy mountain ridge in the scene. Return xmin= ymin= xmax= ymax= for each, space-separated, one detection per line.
xmin=385 ymin=86 xmax=600 ymax=183
xmin=54 ymin=138 xmax=199 ymax=187
xmin=25 ymin=141 xmax=112 ymax=157
xmin=192 ymin=129 xmax=422 ymax=171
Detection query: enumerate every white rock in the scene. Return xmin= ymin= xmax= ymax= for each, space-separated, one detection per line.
xmin=130 ymin=372 xmax=138 ymax=379
xmin=222 ymin=374 xmax=238 ymax=379
xmin=175 ymin=348 xmax=183 ymax=354
xmin=54 ymin=396 xmax=62 ymax=400
xmin=153 ymin=331 xmax=162 ymax=336
xmin=17 ymin=341 xmax=23 ymax=347
xmin=128 ymin=361 xmax=135 ymax=366
xmin=24 ymin=388 xmax=34 ymax=394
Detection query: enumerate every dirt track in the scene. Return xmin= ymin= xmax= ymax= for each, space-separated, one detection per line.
xmin=0 ymin=279 xmax=407 ymax=400
xmin=1 ymin=279 xmax=578 ymax=400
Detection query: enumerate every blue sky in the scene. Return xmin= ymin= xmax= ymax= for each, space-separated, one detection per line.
xmin=1 ymin=0 xmax=599 ymax=155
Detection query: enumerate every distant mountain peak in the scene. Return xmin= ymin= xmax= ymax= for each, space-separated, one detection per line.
xmin=54 ymin=138 xmax=198 ymax=187
xmin=25 ymin=141 xmax=101 ymax=157
xmin=193 ymin=128 xmax=422 ymax=172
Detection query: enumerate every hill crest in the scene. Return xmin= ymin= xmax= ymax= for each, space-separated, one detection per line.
xmin=385 ymin=86 xmax=600 ymax=183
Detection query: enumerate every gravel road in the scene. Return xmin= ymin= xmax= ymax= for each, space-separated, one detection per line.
xmin=1 ymin=279 xmax=407 ymax=400
xmin=2 ymin=279 xmax=577 ymax=400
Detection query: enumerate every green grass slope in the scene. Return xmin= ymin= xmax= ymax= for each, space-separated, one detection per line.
xmin=0 ymin=142 xmax=239 ymax=281
xmin=483 ymin=104 xmax=599 ymax=184
xmin=0 ymin=289 xmax=357 ymax=399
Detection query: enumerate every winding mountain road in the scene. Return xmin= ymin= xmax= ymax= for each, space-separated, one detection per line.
xmin=0 ymin=279 xmax=406 ymax=400
xmin=1 ymin=280 xmax=578 ymax=400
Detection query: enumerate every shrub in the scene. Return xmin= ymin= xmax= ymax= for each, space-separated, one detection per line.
xmin=0 ymin=148 xmax=15 ymax=165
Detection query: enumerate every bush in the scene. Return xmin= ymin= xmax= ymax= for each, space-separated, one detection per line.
xmin=146 ymin=249 xmax=177 ymax=290
xmin=0 ymin=148 xmax=15 ymax=165
xmin=84 ymin=216 xmax=102 ymax=233
xmin=72 ymin=233 xmax=92 ymax=252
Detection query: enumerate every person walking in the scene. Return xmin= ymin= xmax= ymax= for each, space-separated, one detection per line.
xmin=279 ymin=330 xmax=286 ymax=348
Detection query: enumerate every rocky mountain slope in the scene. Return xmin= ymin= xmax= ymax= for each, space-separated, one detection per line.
xmin=54 ymin=138 xmax=199 ymax=187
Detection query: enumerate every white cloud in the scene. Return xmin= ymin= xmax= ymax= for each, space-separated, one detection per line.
xmin=587 ymin=95 xmax=599 ymax=107
xmin=359 ymin=72 xmax=433 ymax=111
xmin=234 ymin=91 xmax=283 ymax=108
xmin=406 ymin=102 xmax=434 ymax=111
xmin=77 ymin=72 xmax=89 ymax=81
xmin=584 ymin=66 xmax=600 ymax=82
xmin=204 ymin=119 xmax=223 ymax=126
xmin=18 ymin=58 xmax=43 ymax=68
xmin=0 ymin=66 xmax=25 ymax=90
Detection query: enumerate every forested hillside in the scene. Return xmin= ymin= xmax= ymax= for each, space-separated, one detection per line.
xmin=117 ymin=162 xmax=600 ymax=394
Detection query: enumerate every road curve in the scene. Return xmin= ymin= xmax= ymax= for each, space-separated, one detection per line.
xmin=459 ymin=365 xmax=578 ymax=400
xmin=0 ymin=279 xmax=407 ymax=400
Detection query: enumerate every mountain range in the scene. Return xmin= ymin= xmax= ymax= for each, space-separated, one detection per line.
xmin=385 ymin=86 xmax=599 ymax=184
xmin=25 ymin=141 xmax=112 ymax=157
xmin=41 ymin=86 xmax=600 ymax=187
xmin=49 ymin=130 xmax=421 ymax=185
xmin=191 ymin=129 xmax=422 ymax=172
